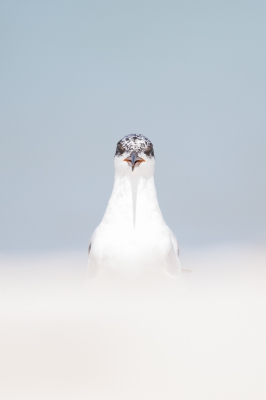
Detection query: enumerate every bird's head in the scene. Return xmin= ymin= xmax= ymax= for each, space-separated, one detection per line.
xmin=114 ymin=134 xmax=155 ymax=178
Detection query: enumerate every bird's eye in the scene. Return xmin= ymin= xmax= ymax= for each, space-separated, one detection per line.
xmin=144 ymin=145 xmax=154 ymax=157
xmin=115 ymin=142 xmax=125 ymax=156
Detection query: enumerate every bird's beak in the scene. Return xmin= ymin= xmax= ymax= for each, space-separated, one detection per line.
xmin=124 ymin=151 xmax=145 ymax=171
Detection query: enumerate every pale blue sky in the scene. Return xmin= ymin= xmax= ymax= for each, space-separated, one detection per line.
xmin=1 ymin=0 xmax=266 ymax=253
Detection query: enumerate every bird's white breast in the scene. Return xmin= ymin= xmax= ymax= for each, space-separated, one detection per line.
xmin=88 ymin=173 xmax=179 ymax=277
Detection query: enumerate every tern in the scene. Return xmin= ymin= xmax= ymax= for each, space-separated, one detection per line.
xmin=87 ymin=134 xmax=181 ymax=278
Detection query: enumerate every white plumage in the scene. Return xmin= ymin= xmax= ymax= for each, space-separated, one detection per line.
xmin=87 ymin=134 xmax=180 ymax=278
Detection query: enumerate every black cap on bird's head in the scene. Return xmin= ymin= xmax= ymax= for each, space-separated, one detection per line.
xmin=115 ymin=134 xmax=154 ymax=172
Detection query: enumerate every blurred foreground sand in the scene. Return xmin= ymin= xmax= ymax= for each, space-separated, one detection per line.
xmin=0 ymin=244 xmax=265 ymax=400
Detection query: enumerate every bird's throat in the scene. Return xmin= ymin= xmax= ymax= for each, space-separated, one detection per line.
xmin=130 ymin=177 xmax=139 ymax=229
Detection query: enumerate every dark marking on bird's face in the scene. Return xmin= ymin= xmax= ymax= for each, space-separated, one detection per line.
xmin=144 ymin=143 xmax=154 ymax=157
xmin=115 ymin=142 xmax=125 ymax=156
xmin=114 ymin=134 xmax=155 ymax=158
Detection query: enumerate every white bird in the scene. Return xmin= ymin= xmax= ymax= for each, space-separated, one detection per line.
xmin=87 ymin=134 xmax=181 ymax=279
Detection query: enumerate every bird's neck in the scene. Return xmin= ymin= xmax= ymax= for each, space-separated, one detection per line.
xmin=102 ymin=173 xmax=163 ymax=228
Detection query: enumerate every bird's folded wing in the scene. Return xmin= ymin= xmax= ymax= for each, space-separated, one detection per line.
xmin=87 ymin=232 xmax=98 ymax=279
xmin=168 ymin=229 xmax=181 ymax=276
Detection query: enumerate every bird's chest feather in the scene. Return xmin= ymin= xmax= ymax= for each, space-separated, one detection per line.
xmin=93 ymin=222 xmax=172 ymax=268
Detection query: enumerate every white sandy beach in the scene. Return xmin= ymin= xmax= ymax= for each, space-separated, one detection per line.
xmin=0 ymin=243 xmax=265 ymax=400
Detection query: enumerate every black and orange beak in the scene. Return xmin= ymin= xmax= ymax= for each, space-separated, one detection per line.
xmin=124 ymin=150 xmax=145 ymax=171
